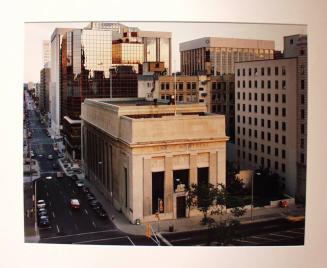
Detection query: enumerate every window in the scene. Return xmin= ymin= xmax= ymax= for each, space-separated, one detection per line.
xmin=237 ymin=115 xmax=240 ymax=123
xmin=237 ymin=149 xmax=240 ymax=157
xmin=254 ymin=93 xmax=257 ymax=101
xmin=267 ymin=159 xmax=271 ymax=168
xmin=237 ymin=103 xmax=240 ymax=111
xmin=179 ymin=82 xmax=183 ymax=90
xmin=275 ymin=121 xmax=279 ymax=130
xmin=165 ymin=83 xmax=169 ymax=90
xmin=243 ymin=128 xmax=245 ymax=135
xmin=267 ymin=146 xmax=271 ymax=154
xmin=243 ymin=92 xmax=246 ymax=100
xmin=275 ymin=107 xmax=279 ymax=116
xmin=255 ymin=80 xmax=258 ymax=88
xmin=248 ymin=153 xmax=252 ymax=161
xmin=282 ymin=136 xmax=286 ymax=145
xmin=237 ymin=81 xmax=240 ymax=88
xmin=242 ymin=139 xmax=246 ymax=147
xmin=301 ymin=94 xmax=305 ymax=104
xmin=242 ymin=69 xmax=245 ymax=76
xmin=254 ymin=105 xmax=257 ymax=113
xmin=249 ymin=80 xmax=252 ymax=88
xmin=301 ymin=80 xmax=305 ymax=90
xmin=243 ymin=81 xmax=245 ymax=88
xmin=268 ymin=132 xmax=271 ymax=141
xmin=267 ymin=80 xmax=271 ymax=89
xmin=300 ymin=49 xmax=305 ymax=55
xmin=275 ymin=94 xmax=279 ymax=103
xmin=254 ymin=142 xmax=258 ymax=150
xmin=267 ymin=120 xmax=271 ymax=128
xmin=261 ymin=144 xmax=264 ymax=153
xmin=254 ymin=154 xmax=257 ymax=163
xmin=249 ymin=141 xmax=252 ymax=149
xmin=267 ymin=67 xmax=271 ymax=76
xmin=249 ymin=104 xmax=252 ymax=112
xmin=237 ymin=92 xmax=240 ymax=100
xmin=290 ymin=39 xmax=293 ymax=44
xmin=282 ymin=164 xmax=285 ymax=173
xmin=261 ymin=80 xmax=265 ymax=88
xmin=282 ymin=66 xmax=286 ymax=75
xmin=237 ymin=126 xmax=240 ymax=134
xmin=161 ymin=83 xmax=165 ymax=90
xmin=254 ymin=68 xmax=258 ymax=75
xmin=275 ymin=161 xmax=279 ymax=170
xmin=275 ymin=80 xmax=279 ymax=89
xmin=275 ymin=148 xmax=279 ymax=157
xmin=261 ymin=131 xmax=265 ymax=140
xmin=243 ymin=104 xmax=246 ymax=112
xmin=282 ymin=108 xmax=286 ymax=117
xmin=242 ymin=151 xmax=246 ymax=159
xmin=267 ymin=93 xmax=271 ymax=102
xmin=237 ymin=69 xmax=240 ymax=76
xmin=282 ymin=94 xmax=286 ymax=103
xmin=275 ymin=134 xmax=279 ymax=143
xmin=242 ymin=116 xmax=246 ymax=124
xmin=301 ymin=139 xmax=304 ymax=149
xmin=261 ymin=157 xmax=264 ymax=166
xmin=254 ymin=129 xmax=257 ymax=138
xmin=178 ymin=95 xmax=183 ymax=101
xmin=237 ymin=138 xmax=240 ymax=145
xmin=301 ymin=153 xmax=305 ymax=163
xmin=249 ymin=129 xmax=252 ymax=137
xmin=282 ymin=80 xmax=286 ymax=89
xmin=300 ymin=65 xmax=305 ymax=75
xmin=301 ymin=124 xmax=305 ymax=134
xmin=275 ymin=67 xmax=279 ymax=76
xmin=191 ymin=82 xmax=196 ymax=90
xmin=261 ymin=106 xmax=264 ymax=114
xmin=267 ymin=106 xmax=271 ymax=115
xmin=249 ymin=92 xmax=252 ymax=100
xmin=249 ymin=68 xmax=252 ymax=76
xmin=261 ymin=119 xmax=265 ymax=127
xmin=282 ymin=122 xmax=286 ymax=131
xmin=254 ymin=118 xmax=257 ymax=126
xmin=261 ymin=93 xmax=264 ymax=101
xmin=282 ymin=150 xmax=286 ymax=159
xmin=261 ymin=67 xmax=265 ymax=76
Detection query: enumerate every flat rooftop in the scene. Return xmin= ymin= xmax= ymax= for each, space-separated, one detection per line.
xmin=100 ymin=99 xmax=169 ymax=107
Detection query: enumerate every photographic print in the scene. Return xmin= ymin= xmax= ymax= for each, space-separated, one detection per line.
xmin=24 ymin=21 xmax=307 ymax=246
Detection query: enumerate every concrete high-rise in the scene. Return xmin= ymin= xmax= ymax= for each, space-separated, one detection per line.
xmin=180 ymin=37 xmax=275 ymax=76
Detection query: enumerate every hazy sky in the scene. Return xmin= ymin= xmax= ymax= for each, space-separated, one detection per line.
xmin=24 ymin=21 xmax=306 ymax=83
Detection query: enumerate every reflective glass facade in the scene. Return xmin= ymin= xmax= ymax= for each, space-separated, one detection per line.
xmin=112 ymin=43 xmax=144 ymax=73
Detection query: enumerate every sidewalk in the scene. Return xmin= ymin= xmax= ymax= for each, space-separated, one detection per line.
xmin=58 ymin=159 xmax=305 ymax=237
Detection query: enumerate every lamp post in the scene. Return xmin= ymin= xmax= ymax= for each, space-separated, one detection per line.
xmin=251 ymin=171 xmax=261 ymax=222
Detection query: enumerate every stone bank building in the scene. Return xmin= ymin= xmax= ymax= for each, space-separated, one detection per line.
xmin=81 ymin=98 xmax=228 ymax=223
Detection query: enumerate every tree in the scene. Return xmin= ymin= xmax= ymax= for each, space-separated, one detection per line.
xmin=190 ymin=182 xmax=217 ymax=224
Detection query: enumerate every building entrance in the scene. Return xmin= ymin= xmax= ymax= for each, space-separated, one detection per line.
xmin=176 ymin=196 xmax=186 ymax=218
xmin=152 ymin=172 xmax=164 ymax=214
xmin=173 ymin=169 xmax=189 ymax=192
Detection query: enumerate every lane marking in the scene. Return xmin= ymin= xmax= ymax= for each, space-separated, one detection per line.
xmin=269 ymin=233 xmax=292 ymax=239
xmin=84 ymin=209 xmax=88 ymax=215
xmin=52 ymin=212 xmax=56 ymax=218
xmin=285 ymin=230 xmax=304 ymax=235
xmin=56 ymin=225 xmax=60 ymax=233
xmin=234 ymin=239 xmax=259 ymax=245
xmin=74 ymin=236 xmax=129 ymax=244
xmin=41 ymin=229 xmax=118 ymax=241
xmin=126 ymin=236 xmax=135 ymax=246
xmin=251 ymin=235 xmax=278 ymax=242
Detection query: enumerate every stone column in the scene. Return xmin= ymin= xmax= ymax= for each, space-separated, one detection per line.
xmin=189 ymin=153 xmax=197 ymax=186
xmin=164 ymin=155 xmax=173 ymax=213
xmin=217 ymin=149 xmax=226 ymax=185
xmin=209 ymin=151 xmax=217 ymax=185
xmin=143 ymin=157 xmax=152 ymax=217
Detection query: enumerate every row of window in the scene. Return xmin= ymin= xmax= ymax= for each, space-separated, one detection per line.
xmin=237 ymin=66 xmax=286 ymax=77
xmin=237 ymin=79 xmax=287 ymax=90
xmin=237 ymin=139 xmax=286 ymax=158
xmin=237 ymin=116 xmax=287 ymax=131
xmin=160 ymin=82 xmax=196 ymax=90
xmin=237 ymin=104 xmax=287 ymax=116
xmin=237 ymin=92 xmax=286 ymax=103
xmin=237 ymin=149 xmax=286 ymax=173
xmin=236 ymin=127 xmax=287 ymax=144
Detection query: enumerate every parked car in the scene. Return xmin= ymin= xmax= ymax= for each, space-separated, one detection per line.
xmin=70 ymin=199 xmax=80 ymax=209
xmin=86 ymin=194 xmax=95 ymax=201
xmin=38 ymin=209 xmax=48 ymax=217
xmin=82 ymin=186 xmax=90 ymax=193
xmin=38 ymin=216 xmax=50 ymax=227
xmin=37 ymin=200 xmax=46 ymax=209
xmin=47 ymin=154 xmax=53 ymax=160
xmin=89 ymin=200 xmax=101 ymax=209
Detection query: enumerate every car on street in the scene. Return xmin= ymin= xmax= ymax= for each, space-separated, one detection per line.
xmin=37 ymin=208 xmax=48 ymax=217
xmin=89 ymin=200 xmax=101 ymax=209
xmin=82 ymin=186 xmax=90 ymax=193
xmin=96 ymin=208 xmax=108 ymax=219
xmin=86 ymin=194 xmax=96 ymax=202
xmin=75 ymin=180 xmax=84 ymax=187
xmin=48 ymin=154 xmax=53 ymax=160
xmin=38 ymin=216 xmax=50 ymax=227
xmin=37 ymin=200 xmax=46 ymax=209
xmin=70 ymin=199 xmax=80 ymax=209
xmin=70 ymin=174 xmax=79 ymax=181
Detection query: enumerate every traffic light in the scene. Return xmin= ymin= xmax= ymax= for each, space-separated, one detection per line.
xmin=146 ymin=224 xmax=151 ymax=239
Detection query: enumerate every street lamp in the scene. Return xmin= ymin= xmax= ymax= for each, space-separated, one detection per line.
xmin=251 ymin=171 xmax=261 ymax=222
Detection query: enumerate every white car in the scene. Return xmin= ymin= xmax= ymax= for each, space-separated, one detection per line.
xmin=37 ymin=200 xmax=46 ymax=209
xmin=70 ymin=199 xmax=80 ymax=209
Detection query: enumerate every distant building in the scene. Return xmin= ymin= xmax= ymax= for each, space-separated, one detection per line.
xmin=42 ymin=40 xmax=51 ymax=66
xmin=234 ymin=34 xmax=307 ymax=198
xmin=180 ymin=37 xmax=275 ymax=75
xmin=81 ymin=98 xmax=228 ymax=223
xmin=39 ymin=66 xmax=50 ymax=113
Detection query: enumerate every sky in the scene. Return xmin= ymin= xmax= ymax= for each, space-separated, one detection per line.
xmin=24 ymin=21 xmax=306 ymax=83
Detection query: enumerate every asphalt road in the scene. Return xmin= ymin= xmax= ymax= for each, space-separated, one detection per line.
xmin=24 ymin=97 xmax=158 ymax=246
xmin=161 ymin=218 xmax=305 ymax=246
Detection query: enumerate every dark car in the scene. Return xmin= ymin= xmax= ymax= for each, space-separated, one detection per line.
xmin=87 ymin=195 xmax=96 ymax=203
xmin=82 ymin=186 xmax=90 ymax=193
xmin=89 ymin=200 xmax=101 ymax=209
xmin=37 ymin=208 xmax=48 ymax=217
xmin=38 ymin=216 xmax=50 ymax=227
xmin=70 ymin=174 xmax=78 ymax=181
xmin=52 ymin=163 xmax=58 ymax=169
